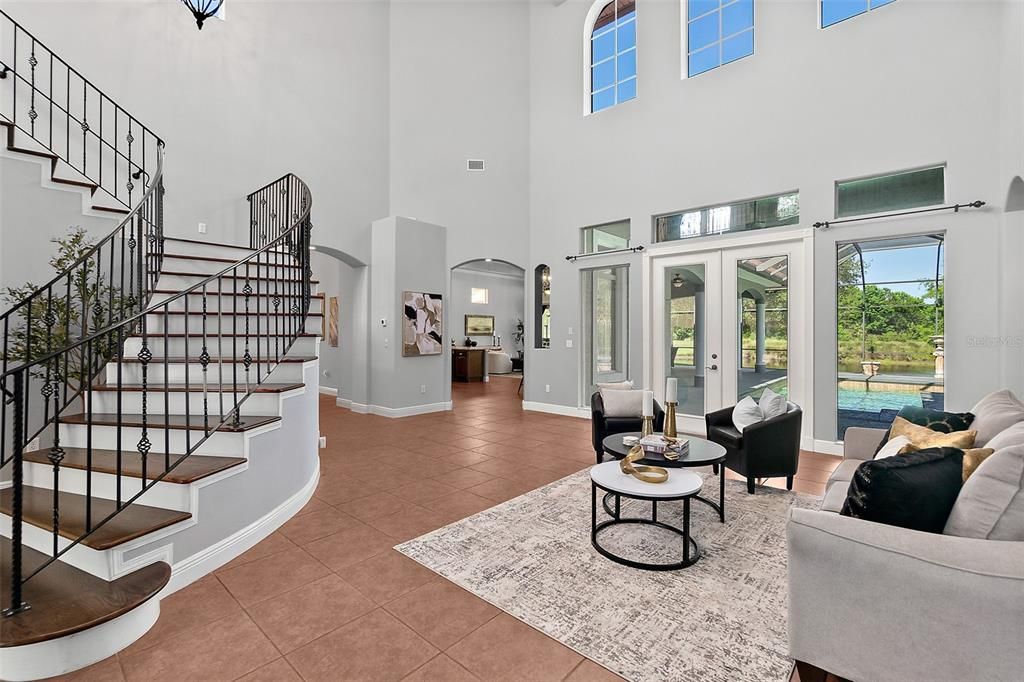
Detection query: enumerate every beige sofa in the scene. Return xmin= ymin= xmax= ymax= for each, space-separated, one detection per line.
xmin=787 ymin=426 xmax=1024 ymax=682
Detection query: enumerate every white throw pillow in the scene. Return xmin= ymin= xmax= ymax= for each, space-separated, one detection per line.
xmin=758 ymin=388 xmax=787 ymax=421
xmin=874 ymin=435 xmax=912 ymax=460
xmin=601 ymin=389 xmax=645 ymax=418
xmin=985 ymin=420 xmax=1024 ymax=451
xmin=944 ymin=444 xmax=1024 ymax=541
xmin=732 ymin=396 xmax=764 ymax=432
xmin=597 ymin=380 xmax=634 ymax=391
xmin=970 ymin=390 xmax=1024 ymax=447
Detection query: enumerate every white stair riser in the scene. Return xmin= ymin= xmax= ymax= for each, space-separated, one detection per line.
xmin=160 ymin=257 xmax=306 ymax=279
xmin=123 ymin=335 xmax=318 ymax=358
xmin=142 ymin=315 xmax=320 ymax=335
xmin=87 ymin=390 xmax=282 ymax=416
xmin=161 ymin=241 xmax=277 ymax=260
xmin=0 ymin=515 xmax=130 ymax=581
xmin=23 ymin=462 xmax=193 ymax=511
xmin=150 ymin=293 xmax=323 ymax=314
xmin=58 ymin=424 xmax=250 ymax=456
xmin=105 ymin=360 xmax=306 ymax=384
xmin=155 ymin=274 xmax=319 ymax=296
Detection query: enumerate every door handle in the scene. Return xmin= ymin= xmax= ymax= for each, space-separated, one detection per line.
xmin=706 ymin=364 xmax=718 ymax=371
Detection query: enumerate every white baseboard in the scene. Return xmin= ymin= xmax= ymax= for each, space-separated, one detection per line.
xmin=162 ymin=462 xmax=321 ymax=596
xmin=369 ymin=401 xmax=453 ymax=418
xmin=318 ymin=386 xmax=338 ymax=396
xmin=522 ymin=400 xmax=591 ymax=420
xmin=810 ymin=439 xmax=844 ymax=456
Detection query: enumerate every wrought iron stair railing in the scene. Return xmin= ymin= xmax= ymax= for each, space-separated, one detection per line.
xmin=0 ymin=8 xmax=162 ymax=207
xmin=2 ymin=173 xmax=313 ymax=618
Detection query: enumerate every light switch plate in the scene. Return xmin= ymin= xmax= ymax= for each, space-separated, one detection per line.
xmin=565 ymin=339 xmax=573 ymax=348
xmin=198 ymin=222 xmax=207 ymax=234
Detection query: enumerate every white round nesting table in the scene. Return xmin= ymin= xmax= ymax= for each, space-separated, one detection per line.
xmin=589 ymin=461 xmax=704 ymax=570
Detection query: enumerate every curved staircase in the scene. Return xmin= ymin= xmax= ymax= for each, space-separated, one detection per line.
xmin=1 ymin=10 xmax=321 ymax=680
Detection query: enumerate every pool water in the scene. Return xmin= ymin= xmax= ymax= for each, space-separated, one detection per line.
xmin=838 ymin=388 xmax=923 ymax=412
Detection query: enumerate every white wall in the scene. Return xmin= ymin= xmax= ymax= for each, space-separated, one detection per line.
xmin=369 ymin=216 xmax=450 ymax=414
xmin=0 ymin=155 xmax=116 ymax=292
xmin=450 ymin=267 xmax=525 ymax=351
xmin=388 ymin=0 xmax=530 ymax=269
xmin=526 ymin=0 xmax=1015 ymax=442
xmin=0 ymin=0 xmax=391 ymax=263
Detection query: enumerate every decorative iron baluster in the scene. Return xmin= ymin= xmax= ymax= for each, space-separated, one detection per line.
xmin=137 ymin=337 xmax=152 ymax=483
xmin=200 ymin=286 xmax=210 ymax=432
xmin=127 ymin=228 xmax=137 ymax=310
xmin=27 ymin=42 xmax=38 ymax=135
xmin=2 ymin=371 xmax=29 ymax=617
xmin=48 ymin=370 xmax=64 ymax=557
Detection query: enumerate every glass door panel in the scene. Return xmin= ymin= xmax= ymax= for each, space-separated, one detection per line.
xmin=582 ymin=265 xmax=629 ymax=399
xmin=666 ymin=264 xmax=708 ymax=417
xmin=736 ymin=256 xmax=789 ymax=401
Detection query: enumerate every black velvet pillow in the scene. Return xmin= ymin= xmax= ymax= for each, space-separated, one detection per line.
xmin=872 ymin=406 xmax=976 ymax=456
xmin=840 ymin=447 xmax=964 ymax=533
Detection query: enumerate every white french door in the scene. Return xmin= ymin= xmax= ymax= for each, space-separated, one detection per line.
xmin=650 ymin=236 xmax=807 ymax=436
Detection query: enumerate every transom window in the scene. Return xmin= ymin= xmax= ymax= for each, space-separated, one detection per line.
xmin=821 ymin=0 xmax=896 ymax=28
xmin=836 ymin=166 xmax=945 ymax=218
xmin=581 ymin=220 xmax=630 ymax=254
xmin=590 ymin=0 xmax=637 ymax=113
xmin=470 ymin=288 xmax=489 ymax=304
xmin=655 ymin=191 xmax=799 ymax=243
xmin=686 ymin=0 xmax=754 ymax=78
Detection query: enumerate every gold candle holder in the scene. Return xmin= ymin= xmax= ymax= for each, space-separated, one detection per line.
xmin=664 ymin=401 xmax=678 ymax=439
xmin=640 ymin=415 xmax=655 ymax=438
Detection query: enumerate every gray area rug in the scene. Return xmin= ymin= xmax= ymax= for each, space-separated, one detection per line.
xmin=396 ymin=469 xmax=821 ymax=682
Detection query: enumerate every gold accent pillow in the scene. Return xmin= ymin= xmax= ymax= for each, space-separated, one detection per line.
xmin=889 ymin=417 xmax=977 ymax=450
xmin=960 ymin=448 xmax=995 ymax=482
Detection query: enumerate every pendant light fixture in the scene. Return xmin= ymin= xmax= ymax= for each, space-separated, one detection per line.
xmin=181 ymin=0 xmax=223 ymax=30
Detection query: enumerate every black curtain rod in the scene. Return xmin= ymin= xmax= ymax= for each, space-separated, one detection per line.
xmin=566 ymin=245 xmax=645 ymax=262
xmin=813 ymin=201 xmax=985 ymax=229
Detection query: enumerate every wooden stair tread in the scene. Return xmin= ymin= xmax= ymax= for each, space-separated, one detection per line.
xmin=145 ymin=310 xmax=323 ymax=317
xmin=90 ymin=382 xmax=305 ymax=394
xmin=22 ymin=449 xmax=245 ymax=484
xmin=163 ymin=253 xmax=305 ymax=267
xmin=126 ymin=332 xmax=318 ymax=338
xmin=1 ymin=538 xmax=170 ymax=647
xmin=62 ymin=413 xmax=281 ymax=432
xmin=0 ymin=487 xmax=192 ymax=551
xmin=153 ymin=290 xmax=323 ymax=299
xmin=159 ymin=270 xmax=319 ymax=284
xmin=117 ymin=355 xmax=317 ymax=364
xmin=91 ymin=205 xmax=130 ymax=215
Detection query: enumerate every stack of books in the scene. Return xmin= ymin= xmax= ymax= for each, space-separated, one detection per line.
xmin=640 ymin=435 xmax=690 ymax=458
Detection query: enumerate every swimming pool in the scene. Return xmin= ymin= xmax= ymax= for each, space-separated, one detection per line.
xmin=838 ymin=388 xmax=924 ymax=412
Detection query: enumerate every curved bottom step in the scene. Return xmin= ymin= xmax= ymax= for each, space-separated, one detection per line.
xmin=1 ymin=538 xmax=169 ymax=680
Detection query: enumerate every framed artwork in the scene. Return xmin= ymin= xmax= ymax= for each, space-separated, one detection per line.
xmin=465 ymin=314 xmax=495 ymax=336
xmin=402 ymin=291 xmax=444 ymax=356
xmin=328 ymin=296 xmax=339 ymax=347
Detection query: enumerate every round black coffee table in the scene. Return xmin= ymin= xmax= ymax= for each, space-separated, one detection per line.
xmin=601 ymin=432 xmax=727 ymax=522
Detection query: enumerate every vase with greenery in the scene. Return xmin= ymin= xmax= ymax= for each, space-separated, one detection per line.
xmin=512 ymin=318 xmax=525 ymax=358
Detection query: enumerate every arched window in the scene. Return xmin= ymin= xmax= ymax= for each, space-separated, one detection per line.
xmin=585 ymin=0 xmax=637 ymax=114
xmin=534 ymin=265 xmax=552 ymax=348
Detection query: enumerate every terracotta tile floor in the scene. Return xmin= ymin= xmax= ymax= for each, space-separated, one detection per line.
xmin=55 ymin=376 xmax=839 ymax=681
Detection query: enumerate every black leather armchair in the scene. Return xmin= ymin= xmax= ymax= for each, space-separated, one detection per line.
xmin=705 ymin=403 xmax=802 ymax=494
xmin=591 ymin=391 xmax=665 ymax=464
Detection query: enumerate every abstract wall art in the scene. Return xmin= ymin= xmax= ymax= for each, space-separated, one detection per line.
xmin=402 ymin=291 xmax=444 ymax=356
xmin=328 ymin=296 xmax=339 ymax=347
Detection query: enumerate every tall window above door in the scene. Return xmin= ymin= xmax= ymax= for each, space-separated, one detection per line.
xmin=582 ymin=220 xmax=630 ymax=254
xmin=685 ymin=0 xmax=754 ymax=78
xmin=654 ymin=191 xmax=799 ymax=243
xmin=821 ymin=0 xmax=897 ymax=29
xmin=587 ymin=0 xmax=637 ymax=114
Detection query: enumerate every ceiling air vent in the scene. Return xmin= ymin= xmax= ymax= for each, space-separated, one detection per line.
xmin=467 ymin=159 xmax=485 ymax=172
